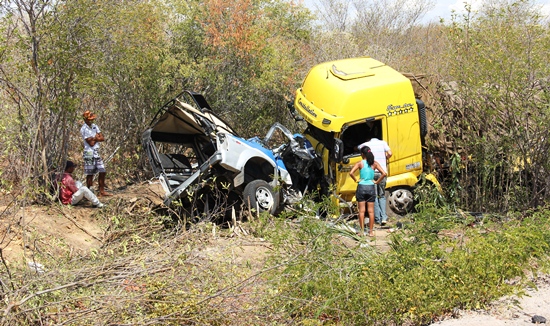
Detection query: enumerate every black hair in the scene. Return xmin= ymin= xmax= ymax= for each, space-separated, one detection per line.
xmin=361 ymin=146 xmax=374 ymax=166
xmin=65 ymin=161 xmax=77 ymax=171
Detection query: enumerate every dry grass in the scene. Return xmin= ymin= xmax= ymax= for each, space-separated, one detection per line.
xmin=0 ymin=182 xmax=280 ymax=325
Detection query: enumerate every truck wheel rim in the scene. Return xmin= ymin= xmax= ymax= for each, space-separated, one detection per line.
xmin=256 ymin=186 xmax=273 ymax=210
xmin=389 ymin=189 xmax=414 ymax=214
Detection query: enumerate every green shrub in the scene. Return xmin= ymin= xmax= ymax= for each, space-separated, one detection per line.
xmin=261 ymin=207 xmax=550 ymax=325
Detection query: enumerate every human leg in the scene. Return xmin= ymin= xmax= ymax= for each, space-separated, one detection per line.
xmin=378 ymin=177 xmax=388 ymax=224
xmin=84 ymin=154 xmax=96 ymax=189
xmin=373 ymin=173 xmax=382 ymax=224
xmin=95 ymin=158 xmax=111 ymax=196
xmin=374 ymin=197 xmax=382 ymax=224
xmin=367 ymin=202 xmax=375 ymax=236
xmin=71 ymin=189 xmax=85 ymax=205
xmin=98 ymin=172 xmax=111 ymax=196
xmin=378 ymin=194 xmax=387 ymax=224
xmin=358 ymin=201 xmax=366 ymax=235
xmin=71 ymin=186 xmax=102 ymax=206
xmin=86 ymin=175 xmax=94 ymax=189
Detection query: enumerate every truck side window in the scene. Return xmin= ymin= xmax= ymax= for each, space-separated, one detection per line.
xmin=369 ymin=121 xmax=382 ymax=140
xmin=341 ymin=123 xmax=367 ymax=156
xmin=341 ymin=120 xmax=383 ymax=156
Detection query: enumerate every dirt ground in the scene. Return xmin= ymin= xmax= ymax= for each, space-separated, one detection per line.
xmin=0 ymin=181 xmax=166 ymax=266
xmin=1 ymin=181 xmax=549 ymax=325
xmin=434 ymin=277 xmax=550 ymax=325
xmin=0 ymin=181 xmax=393 ymax=265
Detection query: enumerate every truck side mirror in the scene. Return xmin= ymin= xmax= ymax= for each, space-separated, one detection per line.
xmin=331 ymin=138 xmax=344 ymax=163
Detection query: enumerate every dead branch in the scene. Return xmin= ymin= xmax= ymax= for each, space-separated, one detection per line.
xmin=2 ymin=266 xmax=171 ymax=322
xmin=56 ymin=208 xmax=103 ymax=243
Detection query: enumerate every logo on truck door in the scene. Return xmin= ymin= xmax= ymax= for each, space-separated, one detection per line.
xmin=387 ymin=103 xmax=414 ymax=116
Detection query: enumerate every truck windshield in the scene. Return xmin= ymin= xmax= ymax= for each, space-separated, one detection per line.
xmin=305 ymin=123 xmax=334 ymax=151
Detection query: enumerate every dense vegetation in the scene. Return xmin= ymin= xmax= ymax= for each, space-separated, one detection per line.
xmin=1 ymin=0 xmax=550 ymax=324
xmin=1 ymin=0 xmax=549 ymax=212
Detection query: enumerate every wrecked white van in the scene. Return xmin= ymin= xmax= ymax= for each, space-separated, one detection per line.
xmin=142 ymin=91 xmax=323 ymax=216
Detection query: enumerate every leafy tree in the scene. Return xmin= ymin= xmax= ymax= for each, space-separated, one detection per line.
xmin=440 ymin=0 xmax=550 ymax=212
xmin=306 ymin=0 xmax=440 ymax=73
xmin=0 ymin=0 xmax=177 ymax=197
xmin=0 ymin=0 xmax=72 ymax=196
xmin=168 ymin=0 xmax=314 ymax=136
xmin=314 ymin=0 xmax=354 ymax=32
xmin=75 ymin=0 xmax=176 ymax=177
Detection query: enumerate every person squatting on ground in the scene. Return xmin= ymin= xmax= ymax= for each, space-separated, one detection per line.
xmin=349 ymin=146 xmax=387 ymax=237
xmin=81 ymin=110 xmax=111 ymax=196
xmin=357 ymin=134 xmax=392 ymax=225
xmin=58 ymin=161 xmax=104 ymax=208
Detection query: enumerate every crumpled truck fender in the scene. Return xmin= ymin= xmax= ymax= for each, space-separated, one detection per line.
xmin=424 ymin=173 xmax=441 ymax=191
xmin=386 ymin=172 xmax=441 ymax=190
xmin=386 ymin=172 xmax=421 ymax=189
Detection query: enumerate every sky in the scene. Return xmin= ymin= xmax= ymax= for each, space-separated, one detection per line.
xmin=422 ymin=0 xmax=550 ymax=23
xmin=303 ymin=0 xmax=550 ymax=24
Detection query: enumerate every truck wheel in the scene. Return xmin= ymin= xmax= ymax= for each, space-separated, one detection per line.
xmin=243 ymin=180 xmax=280 ymax=215
xmin=388 ymin=188 xmax=414 ymax=215
xmin=416 ymin=99 xmax=428 ymax=138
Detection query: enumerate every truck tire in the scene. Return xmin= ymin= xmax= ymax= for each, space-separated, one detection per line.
xmin=388 ymin=188 xmax=414 ymax=215
xmin=417 ymin=99 xmax=428 ymax=138
xmin=243 ymin=180 xmax=280 ymax=215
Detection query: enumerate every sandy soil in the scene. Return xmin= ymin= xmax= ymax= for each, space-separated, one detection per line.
xmin=433 ymin=279 xmax=550 ymax=325
xmin=0 ymin=181 xmax=165 ymax=266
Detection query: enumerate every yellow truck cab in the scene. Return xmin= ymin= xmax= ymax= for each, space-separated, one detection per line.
xmin=292 ymin=57 xmax=438 ymax=215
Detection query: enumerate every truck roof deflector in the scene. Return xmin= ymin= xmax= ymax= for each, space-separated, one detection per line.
xmin=331 ymin=64 xmax=374 ymax=80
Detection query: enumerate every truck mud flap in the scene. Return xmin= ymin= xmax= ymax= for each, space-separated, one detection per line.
xmin=164 ymin=152 xmax=222 ymax=207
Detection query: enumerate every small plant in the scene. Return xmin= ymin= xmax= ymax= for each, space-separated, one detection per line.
xmin=414 ymin=172 xmax=448 ymax=213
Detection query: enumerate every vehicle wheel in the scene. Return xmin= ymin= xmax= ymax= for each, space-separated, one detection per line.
xmin=243 ymin=180 xmax=280 ymax=215
xmin=416 ymin=99 xmax=428 ymax=138
xmin=388 ymin=188 xmax=414 ymax=215
xmin=384 ymin=190 xmax=399 ymax=219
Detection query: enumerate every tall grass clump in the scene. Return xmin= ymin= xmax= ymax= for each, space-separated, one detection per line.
xmin=260 ymin=207 xmax=550 ymax=325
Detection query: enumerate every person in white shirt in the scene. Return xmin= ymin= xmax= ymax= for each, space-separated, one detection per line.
xmin=80 ymin=110 xmax=111 ymax=197
xmin=357 ymin=135 xmax=392 ymax=225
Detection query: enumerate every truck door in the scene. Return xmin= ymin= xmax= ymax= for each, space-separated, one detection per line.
xmin=386 ymin=105 xmax=422 ymax=177
xmin=334 ymin=118 xmax=387 ymax=201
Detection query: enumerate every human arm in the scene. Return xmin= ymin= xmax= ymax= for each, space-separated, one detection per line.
xmin=372 ymin=161 xmax=387 ymax=184
xmin=82 ymin=123 xmax=104 ymax=147
xmin=384 ymin=141 xmax=392 ymax=159
xmin=349 ymin=161 xmax=363 ymax=183
xmin=61 ymin=174 xmax=79 ymax=194
xmin=95 ymin=132 xmax=105 ymax=142
xmin=84 ymin=132 xmax=105 ymax=147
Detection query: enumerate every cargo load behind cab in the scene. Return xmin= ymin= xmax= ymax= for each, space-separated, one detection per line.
xmin=292 ymin=57 xmax=438 ymax=215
